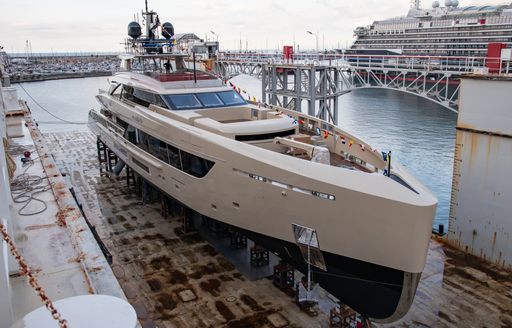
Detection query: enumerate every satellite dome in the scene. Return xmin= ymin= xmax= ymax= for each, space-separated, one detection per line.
xmin=452 ymin=0 xmax=459 ymax=6
xmin=162 ymin=22 xmax=174 ymax=39
xmin=432 ymin=0 xmax=440 ymax=8
xmin=127 ymin=21 xmax=142 ymax=39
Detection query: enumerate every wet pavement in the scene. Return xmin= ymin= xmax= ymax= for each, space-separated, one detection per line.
xmin=43 ymin=130 xmax=512 ymax=328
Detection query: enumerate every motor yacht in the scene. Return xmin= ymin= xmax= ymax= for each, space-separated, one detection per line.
xmin=88 ymin=3 xmax=437 ymax=321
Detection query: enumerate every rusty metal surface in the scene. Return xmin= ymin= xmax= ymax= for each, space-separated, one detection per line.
xmin=449 ymin=77 xmax=512 ymax=269
xmin=6 ymin=114 xmax=125 ymax=323
xmin=25 ymin=114 xmax=127 ymax=300
xmin=457 ymin=78 xmax=512 ymax=137
xmin=43 ymin=130 xmax=512 ymax=328
xmin=449 ymin=129 xmax=512 ymax=268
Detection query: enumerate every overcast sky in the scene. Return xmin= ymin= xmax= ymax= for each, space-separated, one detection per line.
xmin=0 ymin=0 xmax=502 ymax=53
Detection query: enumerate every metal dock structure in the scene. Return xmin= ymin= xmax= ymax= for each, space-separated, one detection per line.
xmin=448 ymin=75 xmax=512 ymax=269
xmin=213 ymin=52 xmax=512 ymax=116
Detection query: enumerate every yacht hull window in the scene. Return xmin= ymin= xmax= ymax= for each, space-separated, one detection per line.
xmin=121 ymin=85 xmax=168 ymax=108
xmin=126 ymin=125 xmax=215 ymax=178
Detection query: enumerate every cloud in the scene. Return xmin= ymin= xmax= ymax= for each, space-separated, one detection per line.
xmin=0 ymin=0 xmax=502 ymax=52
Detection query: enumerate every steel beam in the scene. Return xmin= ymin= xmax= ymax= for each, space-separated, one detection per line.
xmin=213 ymin=57 xmax=462 ymax=113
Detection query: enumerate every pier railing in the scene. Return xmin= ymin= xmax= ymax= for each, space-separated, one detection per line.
xmin=214 ymin=52 xmax=512 ymax=113
xmin=217 ymin=52 xmax=511 ymax=75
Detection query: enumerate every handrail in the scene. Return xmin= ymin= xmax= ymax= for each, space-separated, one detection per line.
xmin=216 ymin=52 xmax=511 ymax=75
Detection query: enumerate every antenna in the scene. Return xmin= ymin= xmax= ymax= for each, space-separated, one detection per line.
xmin=145 ymin=0 xmax=148 ymax=12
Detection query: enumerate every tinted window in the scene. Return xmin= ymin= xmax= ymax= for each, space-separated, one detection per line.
xmin=153 ymin=95 xmax=168 ymax=109
xmin=148 ymin=136 xmax=169 ymax=163
xmin=134 ymin=89 xmax=155 ymax=105
xmin=125 ymin=127 xmax=214 ymax=178
xmin=167 ymin=144 xmax=181 ymax=169
xmin=196 ymin=93 xmax=223 ymax=107
xmin=122 ymin=85 xmax=167 ymax=108
xmin=217 ymin=91 xmax=246 ymax=106
xmin=125 ymin=125 xmax=137 ymax=144
xmin=117 ymin=117 xmax=128 ymax=130
xmin=121 ymin=85 xmax=136 ymax=103
xmin=162 ymin=91 xmax=247 ymax=110
xmin=180 ymin=150 xmax=215 ymax=178
xmin=122 ymin=85 xmax=150 ymax=107
xmin=165 ymin=94 xmax=202 ymax=110
xmin=137 ymin=129 xmax=151 ymax=152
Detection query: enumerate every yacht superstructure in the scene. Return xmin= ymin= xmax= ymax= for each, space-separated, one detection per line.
xmin=88 ymin=3 xmax=437 ymax=322
xmin=351 ymin=1 xmax=512 ymax=56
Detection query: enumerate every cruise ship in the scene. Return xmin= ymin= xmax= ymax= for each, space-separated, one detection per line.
xmin=351 ymin=0 xmax=512 ymax=57
xmin=88 ymin=3 xmax=437 ymax=323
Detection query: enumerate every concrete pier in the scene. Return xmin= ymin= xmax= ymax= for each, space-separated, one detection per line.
xmin=8 ymin=71 xmax=112 ymax=84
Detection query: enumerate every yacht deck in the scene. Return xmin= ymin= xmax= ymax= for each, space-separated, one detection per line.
xmin=283 ymin=130 xmax=374 ymax=173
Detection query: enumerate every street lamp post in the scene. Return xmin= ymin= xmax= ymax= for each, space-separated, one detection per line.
xmin=210 ymin=30 xmax=220 ymax=52
xmin=210 ymin=30 xmax=219 ymax=42
xmin=306 ymin=30 xmax=319 ymax=54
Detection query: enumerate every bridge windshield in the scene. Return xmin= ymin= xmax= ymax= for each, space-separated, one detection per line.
xmin=163 ymin=91 xmax=246 ymax=110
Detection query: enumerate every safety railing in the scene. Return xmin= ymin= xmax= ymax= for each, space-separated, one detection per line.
xmin=217 ymin=52 xmax=512 ymax=75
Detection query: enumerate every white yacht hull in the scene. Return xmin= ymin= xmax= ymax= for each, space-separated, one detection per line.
xmin=88 ymin=94 xmax=436 ymax=321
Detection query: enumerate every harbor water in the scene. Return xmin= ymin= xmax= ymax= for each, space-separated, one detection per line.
xmin=15 ymin=75 xmax=457 ymax=228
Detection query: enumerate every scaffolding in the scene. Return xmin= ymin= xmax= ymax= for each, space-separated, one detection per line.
xmin=211 ymin=52 xmax=491 ymax=114
xmin=261 ymin=64 xmax=344 ymax=123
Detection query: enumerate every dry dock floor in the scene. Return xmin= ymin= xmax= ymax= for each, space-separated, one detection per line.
xmin=43 ymin=131 xmax=512 ymax=328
